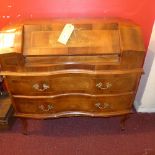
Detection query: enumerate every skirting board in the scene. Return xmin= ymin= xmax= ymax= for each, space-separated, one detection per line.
xmin=134 ymin=101 xmax=155 ymax=113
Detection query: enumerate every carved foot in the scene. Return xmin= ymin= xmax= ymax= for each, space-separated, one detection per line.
xmin=120 ymin=114 xmax=129 ymax=131
xmin=21 ymin=119 xmax=28 ymax=135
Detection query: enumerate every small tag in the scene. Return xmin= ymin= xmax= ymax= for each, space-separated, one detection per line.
xmin=58 ymin=24 xmax=74 ymax=45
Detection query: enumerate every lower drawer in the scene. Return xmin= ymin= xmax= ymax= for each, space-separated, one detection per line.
xmin=12 ymin=93 xmax=133 ymax=116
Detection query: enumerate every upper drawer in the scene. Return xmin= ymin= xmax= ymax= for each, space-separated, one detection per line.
xmin=6 ymin=72 xmax=140 ymax=95
xmin=23 ymin=23 xmax=121 ymax=56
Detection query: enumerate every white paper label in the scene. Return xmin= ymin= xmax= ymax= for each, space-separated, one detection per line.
xmin=58 ymin=24 xmax=74 ymax=45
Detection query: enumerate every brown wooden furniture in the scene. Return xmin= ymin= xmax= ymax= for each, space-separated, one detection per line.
xmin=0 ymin=94 xmax=14 ymax=130
xmin=0 ymin=19 xmax=145 ymax=134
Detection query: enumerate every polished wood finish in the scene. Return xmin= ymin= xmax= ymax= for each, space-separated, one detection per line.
xmin=0 ymin=18 xmax=145 ymax=133
xmin=12 ymin=93 xmax=133 ymax=115
xmin=0 ymin=95 xmax=14 ymax=130
xmin=6 ymin=72 xmax=140 ymax=95
xmin=24 ymin=27 xmax=121 ymax=55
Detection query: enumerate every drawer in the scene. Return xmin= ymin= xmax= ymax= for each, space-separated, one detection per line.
xmin=6 ymin=75 xmax=94 ymax=95
xmin=6 ymin=72 xmax=140 ymax=95
xmin=94 ymin=73 xmax=140 ymax=93
xmin=12 ymin=93 xmax=133 ymax=115
xmin=25 ymin=55 xmax=119 ymax=66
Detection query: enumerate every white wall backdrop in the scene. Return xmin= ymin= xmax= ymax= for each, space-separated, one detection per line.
xmin=135 ymin=21 xmax=155 ymax=112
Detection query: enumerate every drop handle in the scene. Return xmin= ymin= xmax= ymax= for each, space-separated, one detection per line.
xmin=39 ymin=104 xmax=54 ymax=112
xmin=33 ymin=83 xmax=50 ymax=92
xmin=95 ymin=102 xmax=111 ymax=110
xmin=96 ymin=82 xmax=112 ymax=90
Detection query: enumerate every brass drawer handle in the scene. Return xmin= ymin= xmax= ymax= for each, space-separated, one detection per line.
xmin=39 ymin=104 xmax=54 ymax=112
xmin=95 ymin=102 xmax=111 ymax=110
xmin=33 ymin=83 xmax=50 ymax=92
xmin=96 ymin=82 xmax=112 ymax=90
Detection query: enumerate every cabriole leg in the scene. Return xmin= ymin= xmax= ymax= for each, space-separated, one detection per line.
xmin=120 ymin=114 xmax=129 ymax=130
xmin=21 ymin=118 xmax=28 ymax=135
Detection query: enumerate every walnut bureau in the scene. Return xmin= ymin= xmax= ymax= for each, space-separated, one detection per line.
xmin=0 ymin=19 xmax=145 ymax=134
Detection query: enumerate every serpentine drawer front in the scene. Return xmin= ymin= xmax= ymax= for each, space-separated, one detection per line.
xmin=6 ymin=72 xmax=140 ymax=95
xmin=0 ymin=19 xmax=145 ymax=133
xmin=13 ymin=93 xmax=133 ymax=116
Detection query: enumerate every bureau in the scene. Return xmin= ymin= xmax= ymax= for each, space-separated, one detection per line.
xmin=0 ymin=18 xmax=145 ymax=134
